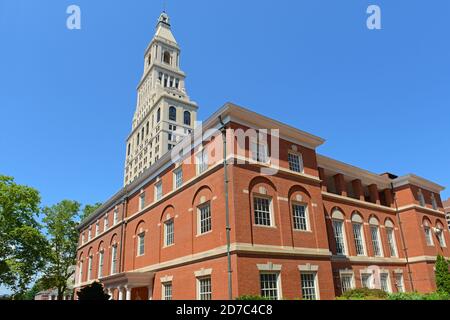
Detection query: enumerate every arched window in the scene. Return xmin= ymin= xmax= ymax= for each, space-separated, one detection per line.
xmin=163 ymin=51 xmax=171 ymax=64
xmin=369 ymin=217 xmax=383 ymax=257
xmin=423 ymin=219 xmax=434 ymax=246
xmin=169 ymin=106 xmax=177 ymax=122
xmin=351 ymin=212 xmax=366 ymax=256
xmin=157 ymin=108 xmax=161 ymax=123
xmin=436 ymin=222 xmax=446 ymax=247
xmin=331 ymin=210 xmax=346 ymax=255
xmin=184 ymin=111 xmax=191 ymax=126
xmin=385 ymin=219 xmax=397 ymax=257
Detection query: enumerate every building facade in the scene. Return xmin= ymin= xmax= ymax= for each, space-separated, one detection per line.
xmin=75 ymin=12 xmax=449 ymax=300
xmin=444 ymin=198 xmax=450 ymax=231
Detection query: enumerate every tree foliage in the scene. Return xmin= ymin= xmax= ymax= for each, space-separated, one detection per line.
xmin=81 ymin=203 xmax=102 ymax=221
xmin=0 ymin=175 xmax=48 ymax=294
xmin=76 ymin=282 xmax=110 ymax=301
xmin=41 ymin=200 xmax=81 ymax=300
xmin=435 ymin=255 xmax=450 ymax=295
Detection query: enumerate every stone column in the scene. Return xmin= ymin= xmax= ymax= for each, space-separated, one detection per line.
xmin=125 ymin=287 xmax=132 ymax=301
xmin=118 ymin=287 xmax=124 ymax=300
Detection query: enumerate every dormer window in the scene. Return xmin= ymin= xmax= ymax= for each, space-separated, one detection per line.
xmin=418 ymin=189 xmax=425 ymax=207
xmin=431 ymin=194 xmax=438 ymax=210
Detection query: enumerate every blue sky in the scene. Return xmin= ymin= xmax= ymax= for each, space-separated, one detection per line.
xmin=0 ymin=0 xmax=449 ymax=293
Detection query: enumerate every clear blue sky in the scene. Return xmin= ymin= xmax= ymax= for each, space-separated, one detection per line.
xmin=0 ymin=0 xmax=449 ymax=293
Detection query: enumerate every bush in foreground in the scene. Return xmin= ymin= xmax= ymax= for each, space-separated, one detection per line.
xmin=337 ymin=288 xmax=389 ymax=300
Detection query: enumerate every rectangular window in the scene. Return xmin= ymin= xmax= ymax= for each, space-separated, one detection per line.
xmin=340 ymin=274 xmax=354 ymax=293
xmin=254 ymin=197 xmax=272 ymax=227
xmin=251 ymin=141 xmax=269 ymax=163
xmin=352 ymin=223 xmax=365 ymax=256
xmin=98 ymin=251 xmax=104 ymax=278
xmin=288 ymin=153 xmax=303 ymax=173
xmin=198 ymin=277 xmax=212 ymax=300
xmin=111 ymin=245 xmax=118 ymax=275
xmin=174 ymin=168 xmax=183 ymax=189
xmin=361 ymin=273 xmax=372 ymax=289
xmin=380 ymin=273 xmax=391 ymax=293
xmin=155 ymin=182 xmax=163 ymax=201
xmin=370 ymin=226 xmax=382 ymax=257
xmin=137 ymin=232 xmax=145 ymax=256
xmin=139 ymin=193 xmax=146 ymax=210
xmin=165 ymin=220 xmax=174 ymax=246
xmin=104 ymin=215 xmax=109 ymax=231
xmin=113 ymin=209 xmax=119 ymax=225
xmin=95 ymin=221 xmax=100 ymax=236
xmin=395 ymin=274 xmax=405 ymax=293
xmin=292 ymin=204 xmax=308 ymax=231
xmin=332 ymin=220 xmax=346 ymax=255
xmin=198 ymin=203 xmax=212 ymax=235
xmin=301 ymin=273 xmax=318 ymax=300
xmin=163 ymin=282 xmax=173 ymax=300
xmin=88 ymin=228 xmax=92 ymax=241
xmin=79 ymin=261 xmax=83 ymax=284
xmin=386 ymin=228 xmax=398 ymax=257
xmin=424 ymin=226 xmax=433 ymax=246
xmin=196 ymin=149 xmax=209 ymax=175
xmin=260 ymin=273 xmax=279 ymax=300
xmin=81 ymin=233 xmax=85 ymax=244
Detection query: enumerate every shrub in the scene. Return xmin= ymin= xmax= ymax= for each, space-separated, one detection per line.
xmin=338 ymin=288 xmax=389 ymax=300
xmin=236 ymin=295 xmax=271 ymax=300
xmin=76 ymin=282 xmax=110 ymax=301
xmin=388 ymin=292 xmax=450 ymax=300
xmin=435 ymin=255 xmax=450 ymax=295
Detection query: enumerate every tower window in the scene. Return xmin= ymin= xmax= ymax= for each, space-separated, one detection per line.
xmin=148 ymin=54 xmax=151 ymax=65
xmin=169 ymin=106 xmax=177 ymax=121
xmin=127 ymin=143 xmax=131 ymax=156
xmin=157 ymin=108 xmax=161 ymax=123
xmin=184 ymin=111 xmax=191 ymax=126
xmin=163 ymin=51 xmax=171 ymax=64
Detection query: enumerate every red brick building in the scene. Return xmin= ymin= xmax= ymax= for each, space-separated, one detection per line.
xmin=444 ymin=198 xmax=450 ymax=231
xmin=74 ymin=12 xmax=449 ymax=300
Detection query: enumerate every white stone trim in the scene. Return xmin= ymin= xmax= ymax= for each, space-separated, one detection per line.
xmin=298 ymin=264 xmax=319 ymax=272
xmin=160 ymin=275 xmax=173 ymax=283
xmin=194 ymin=268 xmax=212 ymax=278
xmin=257 ymin=262 xmax=282 ymax=272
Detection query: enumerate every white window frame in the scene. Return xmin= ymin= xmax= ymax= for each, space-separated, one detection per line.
xmin=79 ymin=260 xmax=84 ymax=284
xmin=418 ymin=190 xmax=425 ymax=207
xmin=352 ymin=223 xmax=366 ymax=256
xmin=196 ymin=148 xmax=209 ymax=175
xmin=332 ymin=219 xmax=347 ymax=255
xmin=197 ymin=202 xmax=212 ymax=235
xmin=139 ymin=192 xmax=146 ymax=210
xmin=361 ymin=272 xmax=373 ymax=289
xmin=87 ymin=255 xmax=93 ymax=281
xmin=104 ymin=215 xmax=109 ymax=231
xmin=250 ymin=140 xmax=269 ymax=164
xmin=113 ymin=208 xmax=119 ymax=225
xmin=95 ymin=221 xmax=100 ymax=237
xmin=424 ymin=224 xmax=434 ymax=246
xmin=431 ymin=194 xmax=438 ymax=210
xmin=111 ymin=244 xmax=118 ymax=275
xmin=88 ymin=227 xmax=92 ymax=241
xmin=137 ymin=232 xmax=145 ymax=256
xmin=81 ymin=233 xmax=85 ymax=244
xmin=164 ymin=219 xmax=175 ymax=247
xmin=292 ymin=202 xmax=309 ymax=231
xmin=253 ymin=196 xmax=274 ymax=227
xmin=339 ymin=272 xmax=355 ymax=293
xmin=197 ymin=276 xmax=212 ymax=300
xmin=386 ymin=227 xmax=398 ymax=257
xmin=380 ymin=272 xmax=392 ymax=293
xmin=436 ymin=227 xmax=446 ymax=247
xmin=288 ymin=152 xmax=304 ymax=173
xmin=155 ymin=182 xmax=163 ymax=202
xmin=162 ymin=282 xmax=173 ymax=300
xmin=173 ymin=167 xmax=183 ymax=190
xmin=395 ymin=273 xmax=405 ymax=293
xmin=300 ymin=272 xmax=319 ymax=300
xmin=259 ymin=272 xmax=281 ymax=300
xmin=98 ymin=250 xmax=104 ymax=278
xmin=370 ymin=225 xmax=383 ymax=257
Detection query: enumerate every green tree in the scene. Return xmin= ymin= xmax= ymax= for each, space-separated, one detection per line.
xmin=435 ymin=255 xmax=450 ymax=294
xmin=81 ymin=203 xmax=102 ymax=220
xmin=41 ymin=200 xmax=81 ymax=300
xmin=0 ymin=175 xmax=48 ymax=295
xmin=76 ymin=282 xmax=110 ymax=301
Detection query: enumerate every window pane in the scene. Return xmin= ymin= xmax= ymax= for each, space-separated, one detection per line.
xmin=380 ymin=273 xmax=390 ymax=292
xmin=254 ymin=197 xmax=272 ymax=226
xmin=387 ymin=228 xmax=397 ymax=257
xmin=332 ymin=220 xmax=346 ymax=255
xmin=352 ymin=224 xmax=365 ymax=256
xmin=260 ymin=273 xmax=278 ymax=300
xmin=301 ymin=273 xmax=317 ymax=300
xmin=199 ymin=203 xmax=212 ymax=234
xmin=165 ymin=220 xmax=174 ymax=246
xmin=292 ymin=204 xmax=307 ymax=231
xmin=370 ymin=226 xmax=382 ymax=256
xmin=288 ymin=153 xmax=303 ymax=173
xmin=340 ymin=275 xmax=353 ymax=293
xmin=199 ymin=278 xmax=212 ymax=300
xmin=361 ymin=274 xmax=371 ymax=288
xmin=163 ymin=283 xmax=172 ymax=300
